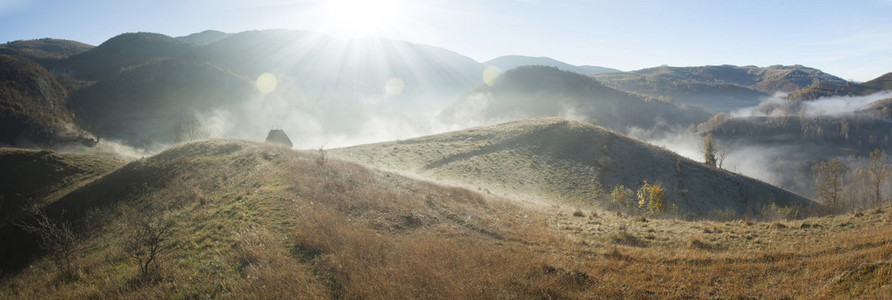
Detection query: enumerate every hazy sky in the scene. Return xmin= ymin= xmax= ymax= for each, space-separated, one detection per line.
xmin=2 ymin=0 xmax=890 ymax=81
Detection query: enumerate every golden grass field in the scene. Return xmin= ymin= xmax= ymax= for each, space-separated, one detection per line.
xmin=1 ymin=139 xmax=890 ymax=299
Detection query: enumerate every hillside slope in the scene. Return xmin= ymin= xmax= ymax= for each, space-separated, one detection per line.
xmin=439 ymin=66 xmax=710 ymax=134
xmin=0 ymin=148 xmax=124 ymax=222
xmin=1 ymin=140 xmax=889 ymax=298
xmin=0 ymin=140 xmax=567 ymax=298
xmin=333 ymin=118 xmax=814 ymax=218
xmin=787 ymin=72 xmax=892 ymax=101
xmin=593 ymin=65 xmax=848 ymax=112
xmin=0 ymin=55 xmax=91 ymax=147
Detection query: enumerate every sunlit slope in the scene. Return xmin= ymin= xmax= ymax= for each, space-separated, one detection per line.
xmin=1 ymin=140 xmax=890 ymax=298
xmin=0 ymin=140 xmax=572 ymax=298
xmin=333 ymin=118 xmax=814 ymax=217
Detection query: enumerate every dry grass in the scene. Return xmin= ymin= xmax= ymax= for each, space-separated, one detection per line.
xmin=2 ymin=140 xmax=892 ymax=298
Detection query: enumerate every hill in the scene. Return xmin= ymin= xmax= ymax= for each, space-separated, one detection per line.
xmin=55 ymin=32 xmax=196 ymax=80
xmin=0 ymin=39 xmax=94 ymax=60
xmin=1 ymin=139 xmax=889 ymax=298
xmin=0 ymin=54 xmax=87 ymax=147
xmin=0 ymin=148 xmax=123 ymax=222
xmin=193 ymin=29 xmax=484 ymax=103
xmin=176 ymin=30 xmax=231 ymax=45
xmin=439 ymin=66 xmax=711 ymax=134
xmin=0 ymin=140 xmax=572 ymax=298
xmin=697 ymin=113 xmax=892 ymax=196
xmin=485 ymin=55 xmax=620 ymax=75
xmin=67 ymin=57 xmax=255 ymax=148
xmin=593 ymin=65 xmax=848 ymax=112
xmin=333 ymin=118 xmax=814 ymax=218
xmin=787 ymin=72 xmax=892 ymax=101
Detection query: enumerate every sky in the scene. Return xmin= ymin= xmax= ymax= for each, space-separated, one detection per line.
xmin=2 ymin=0 xmax=891 ymax=81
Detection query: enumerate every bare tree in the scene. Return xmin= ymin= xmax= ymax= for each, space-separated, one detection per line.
xmin=123 ymin=210 xmax=176 ymax=278
xmin=867 ymin=149 xmax=890 ymax=207
xmin=18 ymin=209 xmax=80 ymax=278
xmin=812 ymin=158 xmax=847 ymax=212
xmin=716 ymin=143 xmax=729 ymax=169
xmin=173 ymin=115 xmax=211 ymax=143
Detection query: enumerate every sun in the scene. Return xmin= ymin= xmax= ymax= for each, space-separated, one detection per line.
xmin=316 ymin=0 xmax=409 ymax=39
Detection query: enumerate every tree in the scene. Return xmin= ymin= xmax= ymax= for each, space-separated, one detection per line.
xmin=172 ymin=115 xmax=210 ymax=143
xmin=637 ymin=180 xmax=667 ymax=216
xmin=123 ymin=210 xmax=175 ymax=278
xmin=609 ymin=185 xmax=636 ymax=212
xmin=812 ymin=158 xmax=847 ymax=212
xmin=18 ymin=209 xmax=80 ymax=278
xmin=867 ymin=149 xmax=890 ymax=207
xmin=702 ymin=133 xmax=717 ymax=167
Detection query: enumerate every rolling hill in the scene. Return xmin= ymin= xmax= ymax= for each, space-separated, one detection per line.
xmin=485 ymin=55 xmax=620 ymax=75
xmin=439 ymin=66 xmax=711 ymax=134
xmin=332 ymin=118 xmax=814 ymax=218
xmin=593 ymin=65 xmax=849 ymax=112
xmin=67 ymin=57 xmax=256 ymax=148
xmin=54 ymin=32 xmax=196 ymax=80
xmin=0 ymin=39 xmax=94 ymax=61
xmin=0 ymin=139 xmax=889 ymax=298
xmin=0 ymin=54 xmax=84 ymax=147
xmin=787 ymin=72 xmax=892 ymax=101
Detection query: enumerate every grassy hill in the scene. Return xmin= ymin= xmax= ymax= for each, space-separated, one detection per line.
xmin=0 ymin=148 xmax=123 ymax=222
xmin=332 ymin=118 xmax=814 ymax=218
xmin=439 ymin=66 xmax=711 ymax=133
xmin=0 ymin=139 xmax=889 ymax=298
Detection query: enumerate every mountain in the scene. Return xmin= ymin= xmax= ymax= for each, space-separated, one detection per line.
xmin=193 ymin=29 xmax=484 ymax=102
xmin=333 ymin=118 xmax=814 ymax=217
xmin=0 ymin=38 xmax=94 ymax=60
xmin=67 ymin=57 xmax=255 ymax=147
xmin=485 ymin=55 xmax=620 ymax=75
xmin=439 ymin=66 xmax=711 ymax=133
xmin=176 ymin=30 xmax=231 ymax=45
xmin=0 ymin=54 xmax=83 ymax=147
xmin=55 ymin=32 xmax=196 ymax=80
xmin=593 ymin=65 xmax=848 ymax=112
xmin=787 ymin=72 xmax=892 ymax=101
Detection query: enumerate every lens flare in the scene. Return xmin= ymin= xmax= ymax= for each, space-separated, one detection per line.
xmin=256 ymin=73 xmax=277 ymax=94
xmin=483 ymin=66 xmax=502 ymax=86
xmin=385 ymin=77 xmax=405 ymax=96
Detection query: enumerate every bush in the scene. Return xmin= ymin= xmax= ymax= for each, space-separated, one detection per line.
xmin=637 ymin=180 xmax=667 ymax=216
xmin=609 ymin=185 xmax=636 ymax=212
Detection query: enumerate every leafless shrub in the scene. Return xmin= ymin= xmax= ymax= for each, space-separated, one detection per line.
xmin=18 ymin=209 xmax=80 ymax=279
xmin=123 ymin=209 xmax=176 ymax=279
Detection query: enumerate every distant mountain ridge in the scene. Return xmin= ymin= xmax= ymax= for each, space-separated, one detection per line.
xmin=485 ymin=55 xmax=620 ymax=75
xmin=593 ymin=64 xmax=849 ymax=113
xmin=440 ymin=66 xmax=710 ymax=134
xmin=787 ymin=72 xmax=892 ymax=101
